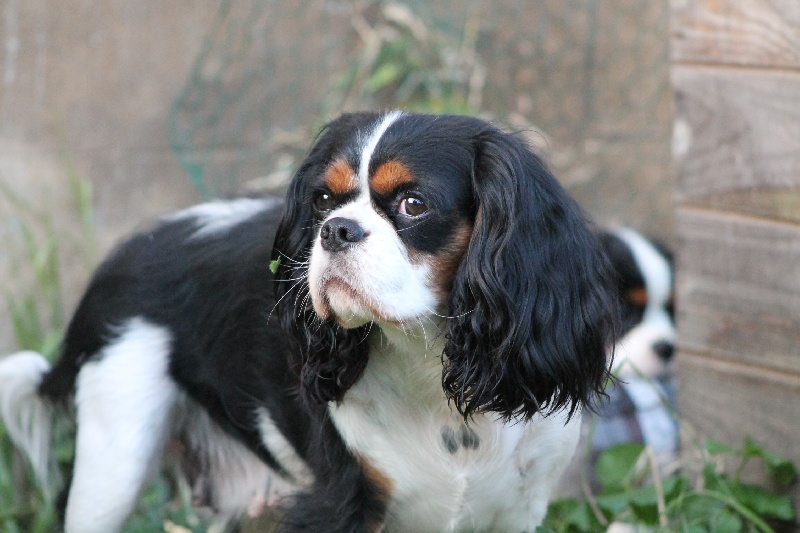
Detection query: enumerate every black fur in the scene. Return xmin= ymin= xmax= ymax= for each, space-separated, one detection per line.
xmin=443 ymin=125 xmax=615 ymax=420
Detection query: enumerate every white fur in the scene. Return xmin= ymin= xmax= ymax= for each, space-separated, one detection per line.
xmin=174 ymin=402 xmax=300 ymax=520
xmin=622 ymin=378 xmax=678 ymax=465
xmin=65 ymin=318 xmax=179 ymax=533
xmin=613 ymin=228 xmax=676 ymax=377
xmin=61 ymin=316 xmax=301 ymax=532
xmin=0 ymin=350 xmax=56 ymax=495
xmin=165 ymin=197 xmax=277 ymax=239
xmin=330 ymin=323 xmax=581 ymax=532
xmin=257 ymin=407 xmax=314 ymax=489
xmin=357 ymin=111 xmax=404 ymax=189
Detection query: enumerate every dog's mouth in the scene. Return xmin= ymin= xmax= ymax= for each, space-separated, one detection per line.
xmin=312 ymin=276 xmax=405 ymax=329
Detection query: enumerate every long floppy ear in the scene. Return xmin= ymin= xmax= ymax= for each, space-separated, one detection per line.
xmin=443 ymin=128 xmax=615 ymax=421
xmin=271 ymin=117 xmax=374 ymax=407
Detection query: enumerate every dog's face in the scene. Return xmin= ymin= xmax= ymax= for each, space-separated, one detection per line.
xmin=273 ymin=112 xmax=616 ymax=420
xmin=600 ymin=228 xmax=676 ymax=378
xmin=305 ymin=112 xmax=473 ymax=328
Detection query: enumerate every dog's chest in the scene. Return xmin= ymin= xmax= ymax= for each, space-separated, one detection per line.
xmin=329 ymin=338 xmax=579 ymax=532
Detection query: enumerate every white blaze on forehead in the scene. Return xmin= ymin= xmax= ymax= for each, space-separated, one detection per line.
xmin=613 ymin=227 xmax=672 ymax=306
xmin=357 ymin=111 xmax=404 ymax=195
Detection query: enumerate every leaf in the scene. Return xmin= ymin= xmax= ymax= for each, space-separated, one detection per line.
xmin=730 ymin=481 xmax=795 ymax=521
xmin=544 ymin=498 xmax=603 ymax=532
xmin=595 ymin=443 xmax=646 ymax=488
xmin=743 ymin=436 xmax=798 ymax=487
xmin=705 ymin=438 xmax=738 ymax=456
xmin=269 ymin=258 xmax=281 ymax=274
xmin=596 ymin=490 xmax=630 ymax=519
xmin=597 ymin=485 xmax=662 ymax=526
xmin=365 ymin=63 xmax=404 ymax=92
xmin=708 ymin=509 xmax=743 ymax=533
xmin=702 ymin=462 xmax=731 ymax=495
xmin=764 ymin=454 xmax=798 ymax=488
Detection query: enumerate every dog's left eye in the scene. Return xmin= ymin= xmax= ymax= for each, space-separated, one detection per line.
xmin=398 ymin=196 xmax=428 ymax=217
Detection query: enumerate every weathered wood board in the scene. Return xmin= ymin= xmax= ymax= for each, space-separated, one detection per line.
xmin=676 ymin=208 xmax=800 ymax=373
xmin=678 ymin=352 xmax=800 ymax=458
xmin=671 ymin=0 xmax=800 ymax=69
xmin=672 ymin=66 xmax=800 ymax=223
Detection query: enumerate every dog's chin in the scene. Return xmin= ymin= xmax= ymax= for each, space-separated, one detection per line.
xmin=311 ymin=279 xmax=378 ymax=329
xmin=311 ymin=278 xmax=417 ymax=329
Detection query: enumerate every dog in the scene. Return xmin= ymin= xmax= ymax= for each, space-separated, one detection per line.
xmin=590 ymin=228 xmax=678 ymax=472
xmin=0 ymin=111 xmax=616 ymax=532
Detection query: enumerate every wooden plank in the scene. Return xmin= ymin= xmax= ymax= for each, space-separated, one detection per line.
xmin=671 ymin=0 xmax=800 ymax=69
xmin=676 ymin=208 xmax=800 ymax=374
xmin=672 ymin=66 xmax=800 ymax=223
xmin=677 ymin=352 xmax=800 ymax=513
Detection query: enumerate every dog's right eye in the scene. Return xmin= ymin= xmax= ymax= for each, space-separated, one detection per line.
xmin=313 ymin=191 xmax=335 ymax=214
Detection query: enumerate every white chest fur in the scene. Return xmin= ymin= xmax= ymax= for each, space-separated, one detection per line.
xmin=329 ymin=327 xmax=581 ymax=533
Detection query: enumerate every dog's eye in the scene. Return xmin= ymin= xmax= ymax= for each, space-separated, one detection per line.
xmin=313 ymin=191 xmax=335 ymax=214
xmin=398 ymin=196 xmax=428 ymax=217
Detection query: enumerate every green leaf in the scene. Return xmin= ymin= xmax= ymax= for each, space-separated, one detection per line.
xmin=365 ymin=63 xmax=404 ymax=92
xmin=705 ymin=438 xmax=738 ymax=456
xmin=702 ymin=463 xmax=731 ymax=495
xmin=742 ymin=436 xmax=798 ymax=487
xmin=544 ymin=498 xmax=603 ymax=532
xmin=708 ymin=509 xmax=743 ymax=533
xmin=596 ymin=490 xmax=630 ymax=519
xmin=595 ymin=443 xmax=646 ymax=488
xmin=764 ymin=454 xmax=798 ymax=488
xmin=730 ymin=481 xmax=795 ymax=521
xmin=628 ymin=486 xmax=659 ymax=525
xmin=269 ymin=258 xmax=281 ymax=274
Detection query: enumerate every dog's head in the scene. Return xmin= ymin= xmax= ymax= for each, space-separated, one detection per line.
xmin=599 ymin=228 xmax=676 ymax=378
xmin=273 ymin=112 xmax=615 ymax=421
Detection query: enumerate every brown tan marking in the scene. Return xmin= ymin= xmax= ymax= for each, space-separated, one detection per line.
xmin=356 ymin=455 xmax=393 ymax=532
xmin=370 ymin=160 xmax=415 ymax=195
xmin=427 ymin=222 xmax=474 ymax=299
xmin=626 ymin=287 xmax=649 ymax=307
xmin=325 ymin=159 xmax=357 ymax=195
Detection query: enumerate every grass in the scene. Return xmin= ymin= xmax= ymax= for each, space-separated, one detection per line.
xmin=0 ymin=174 xmax=210 ymax=533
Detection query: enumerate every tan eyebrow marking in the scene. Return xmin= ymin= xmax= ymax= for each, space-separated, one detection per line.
xmin=626 ymin=287 xmax=649 ymax=307
xmin=371 ymin=160 xmax=414 ymax=195
xmin=324 ymin=159 xmax=357 ymax=195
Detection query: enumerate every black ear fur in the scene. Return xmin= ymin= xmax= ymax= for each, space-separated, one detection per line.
xmin=272 ymin=115 xmax=378 ymax=407
xmin=443 ymin=127 xmax=615 ymax=421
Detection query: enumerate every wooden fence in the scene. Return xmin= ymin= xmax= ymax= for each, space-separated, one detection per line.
xmin=671 ymin=0 xmax=800 ymax=508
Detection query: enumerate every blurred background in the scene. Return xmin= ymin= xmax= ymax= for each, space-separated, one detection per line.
xmin=0 ymin=0 xmax=674 ymax=358
xmin=2 ymin=0 xmax=799 ymax=531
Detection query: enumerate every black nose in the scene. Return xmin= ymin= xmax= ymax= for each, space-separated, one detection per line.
xmin=653 ymin=341 xmax=675 ymax=362
xmin=320 ymin=217 xmax=366 ymax=252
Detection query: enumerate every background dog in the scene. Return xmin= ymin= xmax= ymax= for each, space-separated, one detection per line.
xmin=590 ymin=228 xmax=678 ymax=479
